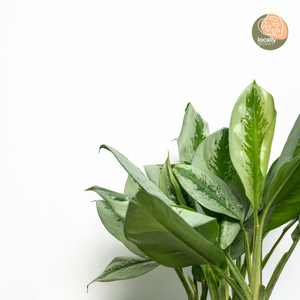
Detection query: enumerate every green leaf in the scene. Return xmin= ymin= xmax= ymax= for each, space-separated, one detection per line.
xmin=87 ymin=256 xmax=159 ymax=286
xmin=264 ymin=114 xmax=300 ymax=206
xmin=219 ymin=218 xmax=241 ymax=250
xmin=170 ymin=206 xmax=218 ymax=244
xmin=173 ymin=164 xmax=243 ymax=220
xmin=86 ymin=186 xmax=130 ymax=219
xmin=95 ymin=200 xmax=146 ymax=258
xmin=230 ymin=215 xmax=254 ymax=259
xmin=124 ymin=191 xmax=227 ymax=268
xmin=229 ymin=81 xmax=277 ymax=210
xmin=144 ymin=164 xmax=163 ymax=187
xmin=99 ymin=145 xmax=174 ymax=205
xmin=177 ymin=102 xmax=209 ymax=163
xmin=192 ymin=127 xmax=250 ymax=220
xmin=159 ymin=153 xmax=178 ymax=204
xmin=124 ymin=175 xmax=143 ymax=197
xmin=192 ymin=265 xmax=204 ymax=282
xmin=263 ymin=156 xmax=300 ymax=232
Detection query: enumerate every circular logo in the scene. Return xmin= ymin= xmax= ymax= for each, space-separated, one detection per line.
xmin=252 ymin=13 xmax=288 ymax=50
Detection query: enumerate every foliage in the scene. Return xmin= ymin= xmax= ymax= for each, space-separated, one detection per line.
xmin=86 ymin=81 xmax=300 ymax=300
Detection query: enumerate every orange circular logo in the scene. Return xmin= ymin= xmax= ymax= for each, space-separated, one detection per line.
xmin=252 ymin=13 xmax=288 ymax=50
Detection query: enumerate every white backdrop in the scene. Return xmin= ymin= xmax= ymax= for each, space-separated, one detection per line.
xmin=1 ymin=1 xmax=300 ymax=299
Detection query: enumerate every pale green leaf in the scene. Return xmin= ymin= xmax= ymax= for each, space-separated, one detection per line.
xmin=99 ymin=145 xmax=174 ymax=205
xmin=171 ymin=206 xmax=218 ymax=244
xmin=229 ymin=81 xmax=277 ymax=209
xmin=86 ymin=186 xmax=130 ymax=219
xmin=124 ymin=175 xmax=143 ymax=197
xmin=177 ymin=103 xmax=209 ymax=163
xmin=144 ymin=164 xmax=163 ymax=187
xmin=95 ymin=200 xmax=146 ymax=258
xmin=87 ymin=256 xmax=158 ymax=285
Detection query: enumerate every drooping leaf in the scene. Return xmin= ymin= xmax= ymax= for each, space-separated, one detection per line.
xmin=229 ymin=81 xmax=277 ymax=210
xmin=177 ymin=103 xmax=209 ymax=163
xmin=264 ymin=114 xmax=300 ymax=206
xmin=124 ymin=191 xmax=227 ymax=268
xmin=99 ymin=145 xmax=174 ymax=205
xmin=124 ymin=175 xmax=143 ymax=197
xmin=173 ymin=164 xmax=243 ymax=220
xmin=95 ymin=200 xmax=146 ymax=258
xmin=192 ymin=127 xmax=250 ymax=220
xmin=86 ymin=186 xmax=130 ymax=219
xmin=144 ymin=164 xmax=163 ymax=187
xmin=87 ymin=256 xmax=159 ymax=286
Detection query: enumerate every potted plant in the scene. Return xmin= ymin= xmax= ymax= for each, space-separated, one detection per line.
xmin=86 ymin=81 xmax=300 ymax=300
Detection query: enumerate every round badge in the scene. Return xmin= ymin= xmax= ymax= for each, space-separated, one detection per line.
xmin=252 ymin=14 xmax=288 ymax=50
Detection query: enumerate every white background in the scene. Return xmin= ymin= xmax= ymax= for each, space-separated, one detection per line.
xmin=1 ymin=1 xmax=300 ymax=299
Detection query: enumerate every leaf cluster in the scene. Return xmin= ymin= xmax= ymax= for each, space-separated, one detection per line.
xmin=86 ymin=81 xmax=300 ymax=300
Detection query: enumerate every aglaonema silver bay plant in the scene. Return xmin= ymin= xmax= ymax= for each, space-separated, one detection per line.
xmin=86 ymin=81 xmax=300 ymax=300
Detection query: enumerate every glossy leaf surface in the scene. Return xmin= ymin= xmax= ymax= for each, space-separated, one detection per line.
xmin=99 ymin=145 xmax=174 ymax=205
xmin=124 ymin=191 xmax=226 ymax=268
xmin=177 ymin=103 xmax=209 ymax=163
xmin=173 ymin=164 xmax=243 ymax=220
xmin=229 ymin=81 xmax=276 ymax=209
xmin=88 ymin=256 xmax=158 ymax=285
xmin=96 ymin=200 xmax=146 ymax=258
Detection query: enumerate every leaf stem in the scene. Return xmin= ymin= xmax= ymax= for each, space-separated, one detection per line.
xmin=239 ymin=221 xmax=253 ymax=287
xmin=264 ymin=233 xmax=300 ymax=300
xmin=174 ymin=268 xmax=195 ymax=300
xmin=262 ymin=218 xmax=297 ymax=269
xmin=252 ymin=208 xmax=262 ymax=299
xmin=212 ymin=254 xmax=253 ymax=300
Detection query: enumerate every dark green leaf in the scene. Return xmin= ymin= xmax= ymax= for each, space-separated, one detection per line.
xmin=264 ymin=114 xmax=300 ymax=206
xmin=173 ymin=164 xmax=243 ymax=220
xmin=124 ymin=191 xmax=227 ymax=268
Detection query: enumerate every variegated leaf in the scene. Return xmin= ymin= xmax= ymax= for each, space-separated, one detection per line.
xmin=86 ymin=186 xmax=130 ymax=219
xmin=192 ymin=127 xmax=249 ymax=220
xmin=173 ymin=164 xmax=243 ymax=220
xmin=229 ymin=81 xmax=277 ymax=210
xmin=99 ymin=145 xmax=174 ymax=205
xmin=87 ymin=256 xmax=158 ymax=285
xmin=95 ymin=201 xmax=146 ymax=258
xmin=177 ymin=103 xmax=209 ymax=163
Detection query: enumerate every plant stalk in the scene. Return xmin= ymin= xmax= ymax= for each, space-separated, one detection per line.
xmin=174 ymin=268 xmax=195 ymax=300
